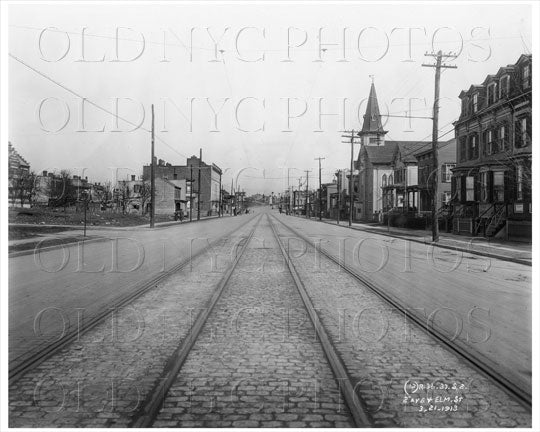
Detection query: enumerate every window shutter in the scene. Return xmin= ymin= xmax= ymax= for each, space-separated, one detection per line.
xmin=473 ymin=174 xmax=479 ymax=202
xmin=504 ymin=169 xmax=514 ymax=202
xmin=515 ymin=118 xmax=522 ymax=147
xmin=488 ymin=171 xmax=494 ymax=203
xmin=460 ymin=176 xmax=466 ymax=204
xmin=526 ymin=115 xmax=532 ymax=146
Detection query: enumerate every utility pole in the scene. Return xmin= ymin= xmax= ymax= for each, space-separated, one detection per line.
xmin=150 ymin=104 xmax=155 ymax=228
xmin=189 ymin=165 xmax=193 ymax=222
xmin=336 ymin=170 xmax=341 ymax=225
xmin=422 ymin=51 xmax=457 ymax=242
xmin=197 ymin=148 xmax=202 ymax=221
xmin=340 ymin=130 xmax=360 ymax=227
xmin=297 ymin=177 xmax=302 ymax=215
xmin=314 ymin=157 xmax=325 ymax=221
xmin=218 ymin=172 xmax=222 ymax=217
xmin=304 ymin=170 xmax=311 ymax=218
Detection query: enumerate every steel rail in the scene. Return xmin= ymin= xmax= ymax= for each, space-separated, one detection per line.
xmin=267 ymin=214 xmax=373 ymax=428
xmin=269 ymin=214 xmax=532 ymax=410
xmin=9 ymin=213 xmax=260 ymax=384
xmin=130 ymin=214 xmax=263 ymax=428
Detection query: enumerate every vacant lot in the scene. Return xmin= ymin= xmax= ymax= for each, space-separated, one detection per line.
xmin=9 ymin=207 xmax=172 ymax=231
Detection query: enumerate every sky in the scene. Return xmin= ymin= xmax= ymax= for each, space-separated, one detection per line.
xmin=8 ymin=2 xmax=533 ymax=194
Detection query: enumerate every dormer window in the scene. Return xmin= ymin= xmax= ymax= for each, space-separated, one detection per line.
xmin=487 ymin=83 xmax=497 ymax=105
xmin=523 ymin=64 xmax=530 ymax=89
xmin=461 ymin=97 xmax=468 ymax=116
xmin=499 ymin=75 xmax=509 ymax=98
xmin=472 ymin=93 xmax=478 ymax=113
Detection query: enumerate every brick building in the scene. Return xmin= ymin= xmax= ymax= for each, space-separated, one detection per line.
xmin=452 ymin=54 xmax=532 ymax=241
xmin=143 ymin=156 xmax=222 ymax=217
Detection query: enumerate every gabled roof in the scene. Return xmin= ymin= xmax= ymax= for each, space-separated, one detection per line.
xmin=360 ymin=83 xmax=386 ymax=135
xmin=413 ymin=138 xmax=456 ymax=157
xmin=392 ymin=141 xmax=431 ymax=163
xmin=8 ymin=142 xmax=30 ymax=168
xmin=361 ymin=141 xmax=398 ymax=164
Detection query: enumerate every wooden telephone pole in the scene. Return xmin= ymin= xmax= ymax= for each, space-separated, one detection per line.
xmin=341 ymin=130 xmax=361 ymax=227
xmin=150 ymin=104 xmax=155 ymax=228
xmin=197 ymin=148 xmax=202 ymax=220
xmin=304 ymin=170 xmax=311 ymax=218
xmin=422 ymin=51 xmax=457 ymax=242
xmin=314 ymin=157 xmax=325 ymax=220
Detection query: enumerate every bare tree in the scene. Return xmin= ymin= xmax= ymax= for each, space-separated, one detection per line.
xmin=117 ymin=181 xmax=131 ymax=215
xmin=138 ymin=179 xmax=152 ymax=215
xmin=10 ymin=170 xmax=37 ymax=207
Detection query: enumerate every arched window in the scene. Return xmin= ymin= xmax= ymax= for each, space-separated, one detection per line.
xmin=382 ymin=174 xmax=387 ymax=187
xmin=388 ymin=174 xmax=393 ymax=185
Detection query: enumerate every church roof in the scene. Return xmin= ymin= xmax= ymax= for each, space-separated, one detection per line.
xmin=360 ymin=83 xmax=386 ymax=135
xmin=362 ymin=141 xmax=398 ymax=164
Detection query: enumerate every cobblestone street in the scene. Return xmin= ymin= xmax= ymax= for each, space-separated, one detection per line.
xmin=7 ymin=210 xmax=532 ymax=428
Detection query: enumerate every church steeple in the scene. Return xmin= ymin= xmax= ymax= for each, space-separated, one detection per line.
xmin=358 ymin=78 xmax=387 ymax=146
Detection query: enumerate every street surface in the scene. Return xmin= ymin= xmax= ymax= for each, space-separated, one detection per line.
xmin=277 ymin=213 xmax=531 ymax=397
xmin=9 ymin=214 xmax=258 ymax=371
xmin=8 ymin=208 xmax=531 ymax=427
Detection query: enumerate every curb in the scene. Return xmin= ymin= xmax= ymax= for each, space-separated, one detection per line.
xmin=291 ymin=216 xmax=532 ymax=267
xmin=8 ymin=215 xmax=241 ymax=258
xmin=8 ymin=237 xmax=110 ymax=259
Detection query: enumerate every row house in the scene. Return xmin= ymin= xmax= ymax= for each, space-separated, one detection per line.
xmin=452 ymin=54 xmax=532 ymax=241
xmin=414 ymin=139 xmax=456 ymax=215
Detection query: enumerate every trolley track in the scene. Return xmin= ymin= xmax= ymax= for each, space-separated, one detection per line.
xmin=269 ymin=213 xmax=532 ymax=411
xmin=134 ymin=213 xmax=366 ymax=427
xmin=9 ymin=213 xmax=260 ymax=385
xmin=130 ymin=214 xmax=263 ymax=427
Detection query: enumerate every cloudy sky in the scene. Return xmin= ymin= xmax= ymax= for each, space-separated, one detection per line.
xmin=8 ymin=2 xmax=532 ymax=193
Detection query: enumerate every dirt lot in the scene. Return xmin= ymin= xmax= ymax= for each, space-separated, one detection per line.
xmin=9 ymin=207 xmax=172 ymax=231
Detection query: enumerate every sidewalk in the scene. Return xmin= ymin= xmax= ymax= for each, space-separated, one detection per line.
xmin=297 ymin=215 xmax=532 ymax=265
xmin=8 ymin=213 xmax=233 ymax=256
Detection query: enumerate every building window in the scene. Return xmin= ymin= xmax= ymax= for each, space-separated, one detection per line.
xmin=466 ymin=176 xmax=475 ymax=201
xmin=499 ymin=125 xmax=506 ymax=150
xmin=472 ymin=93 xmax=478 ymax=113
xmin=516 ymin=165 xmax=523 ymax=201
xmin=461 ymin=97 xmax=468 ymax=116
xmin=441 ymin=164 xmax=455 ymax=183
xmin=382 ymin=174 xmax=387 ymax=187
xmin=459 ymin=137 xmax=467 ymax=162
xmin=493 ymin=171 xmax=504 ymax=202
xmin=468 ymin=135 xmax=478 ymax=159
xmin=499 ymin=75 xmax=509 ymax=98
xmin=480 ymin=172 xmax=488 ymax=202
xmin=485 ymin=129 xmax=495 ymax=155
xmin=487 ymin=83 xmax=497 ymax=105
xmin=441 ymin=191 xmax=452 ymax=205
xmin=516 ymin=117 xmax=530 ymax=147
xmin=523 ymin=64 xmax=530 ymax=89
xmin=388 ymin=174 xmax=393 ymax=185
xmin=173 ymin=173 xmax=178 ymax=180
